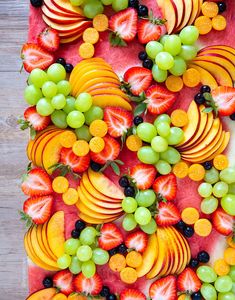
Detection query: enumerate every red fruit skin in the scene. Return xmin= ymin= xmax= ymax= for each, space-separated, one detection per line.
xmin=73 ymin=273 xmax=102 ymax=296
xmin=155 ymin=202 xmax=181 ymax=226
xmin=37 ymin=27 xmax=60 ymax=52
xmin=177 ymin=267 xmax=202 ymax=293
xmin=120 ymin=288 xmax=146 ymax=300
xmin=98 ymin=223 xmax=124 ymax=251
xmin=130 ymin=163 xmax=157 ymax=190
xmin=53 ymin=270 xmax=74 ymax=296
xmin=24 ymin=106 xmax=51 ymax=131
xmin=212 ymin=86 xmax=235 ymax=116
xmin=137 ymin=19 xmax=162 ymax=44
xmin=153 ymin=174 xmax=177 ymax=201
xmin=60 ymin=148 xmax=90 ymax=173
xmin=211 ymin=207 xmax=235 ymax=236
xmin=125 ymin=230 xmax=148 ymax=253
xmin=149 ymin=275 xmax=177 ymax=300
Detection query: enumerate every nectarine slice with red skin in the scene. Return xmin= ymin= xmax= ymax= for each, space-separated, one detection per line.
xmin=164 ymin=227 xmax=178 ymax=276
xmin=198 ymin=49 xmax=235 ymax=65
xmin=75 ymin=77 xmax=120 ymax=95
xmin=51 ymin=0 xmax=83 ymax=15
xmin=188 ymin=0 xmax=199 ymax=26
xmin=41 ymin=222 xmax=58 ymax=261
xmin=197 ymin=0 xmax=203 ymax=17
xmin=60 ymin=34 xmax=84 ymax=44
xmin=86 ymin=83 xmax=120 ymax=93
xmin=89 ymin=88 xmax=129 ymax=101
xmin=36 ymin=224 xmax=57 ymax=262
xmin=175 ymin=0 xmax=193 ymax=32
xmin=199 ymin=45 xmax=235 ymax=56
xmin=158 ymin=228 xmax=173 ymax=277
xmin=27 ymin=140 xmax=34 ymax=161
xmin=26 ymin=288 xmax=57 ymax=300
xmin=188 ymin=64 xmax=218 ymax=90
xmin=163 ymin=0 xmax=177 ymax=34
xmin=78 ymin=212 xmax=121 ymax=224
xmin=165 ymin=227 xmax=181 ymax=275
xmin=172 ymin=0 xmax=184 ymax=28
xmin=43 ymin=0 xmax=80 ymax=17
xmin=91 ymin=95 xmax=132 ymax=111
xmin=42 ymin=6 xmax=83 ymax=24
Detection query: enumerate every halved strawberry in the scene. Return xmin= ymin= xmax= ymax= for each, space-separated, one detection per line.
xmin=109 ymin=8 xmax=138 ymax=46
xmin=90 ymin=135 xmax=120 ymax=164
xmin=60 ymin=147 xmax=90 ymax=173
xmin=145 ymin=85 xmax=177 ymax=115
xmin=137 ymin=18 xmax=162 ymax=44
xmin=177 ymin=267 xmax=201 ymax=294
xmin=21 ymin=167 xmax=52 ymax=196
xmin=21 ymin=43 xmax=54 ymax=73
xmin=98 ymin=223 xmax=124 ymax=250
xmin=153 ymin=174 xmax=177 ymax=201
xmin=73 ymin=273 xmax=102 ymax=296
xmin=120 ymin=289 xmax=146 ymax=300
xmin=212 ymin=207 xmax=235 ymax=236
xmin=104 ymin=107 xmax=133 ymax=138
xmin=123 ymin=67 xmax=152 ymax=96
xmin=130 ymin=163 xmax=157 ymax=190
xmin=155 ymin=202 xmax=181 ymax=226
xmin=22 ymin=195 xmax=53 ymax=225
xmin=211 ymin=86 xmax=235 ymax=116
xmin=125 ymin=230 xmax=148 ymax=253
xmin=149 ymin=275 xmax=177 ymax=300
xmin=37 ymin=27 xmax=60 ymax=52
xmin=53 ymin=270 xmax=74 ymax=296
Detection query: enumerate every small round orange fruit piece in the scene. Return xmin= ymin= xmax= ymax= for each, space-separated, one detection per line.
xmin=72 ymin=140 xmax=90 ymax=156
xmin=171 ymin=109 xmax=189 ymax=127
xmin=59 ymin=131 xmax=77 ymax=148
xmin=89 ymin=120 xmax=108 ymax=137
xmin=52 ymin=176 xmax=69 ymax=194
xmin=126 ymin=135 xmax=143 ymax=152
xmin=214 ymin=258 xmax=230 ymax=276
xmin=188 ymin=164 xmax=205 ymax=181
xmin=62 ymin=188 xmax=79 ymax=205
xmin=213 ymin=154 xmax=229 ymax=170
xmin=126 ymin=251 xmax=143 ymax=268
xmin=83 ymin=28 xmax=99 ymax=44
xmin=109 ymin=253 xmax=126 ymax=272
xmin=89 ymin=136 xmax=105 ymax=153
xmin=181 ymin=207 xmax=200 ymax=225
xmin=183 ymin=68 xmax=201 ymax=88
xmin=93 ymin=14 xmax=109 ymax=32
xmin=120 ymin=267 xmax=138 ymax=284
xmin=194 ymin=218 xmax=212 ymax=237
xmin=194 ymin=16 xmax=213 ymax=35
xmin=78 ymin=43 xmax=95 ymax=59
xmin=165 ymin=75 xmax=184 ymax=92
xmin=201 ymin=1 xmax=219 ymax=18
xmin=173 ymin=161 xmax=189 ymax=179
xmin=224 ymin=247 xmax=235 ymax=265
xmin=212 ymin=15 xmax=227 ymax=31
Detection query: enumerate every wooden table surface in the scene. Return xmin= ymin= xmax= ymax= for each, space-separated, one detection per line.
xmin=0 ymin=1 xmax=29 ymax=299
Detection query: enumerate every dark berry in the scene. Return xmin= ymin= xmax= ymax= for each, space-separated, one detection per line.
xmin=75 ymin=220 xmax=86 ymax=231
xmin=108 ymin=248 xmax=118 ymax=256
xmin=143 ymin=59 xmax=153 ymax=70
xmin=138 ymin=51 xmax=147 ymax=61
xmin=217 ymin=1 xmax=226 ymax=13
xmin=176 ymin=220 xmax=186 ymax=231
xmin=189 ymin=258 xmax=199 ymax=268
xmin=200 ymin=85 xmax=211 ymax=94
xmin=138 ymin=5 xmax=148 ymax=17
xmin=91 ymin=161 xmax=102 ymax=172
xmin=197 ymin=250 xmax=210 ymax=263
xmin=203 ymin=161 xmax=212 ymax=170
xmin=118 ymin=176 xmax=129 ymax=188
xmin=42 ymin=277 xmax=53 ymax=288
xmin=124 ymin=186 xmax=135 ymax=197
xmin=230 ymin=113 xmax=235 ymax=121
xmin=100 ymin=286 xmax=110 ymax=297
xmin=118 ymin=243 xmax=128 ymax=254
xmin=65 ymin=63 xmax=74 ymax=73
xmin=106 ymin=294 xmax=117 ymax=300
xmin=191 ymin=291 xmax=202 ymax=300
xmin=56 ymin=57 xmax=66 ymax=66
xmin=71 ymin=229 xmax=80 ymax=238
xmin=128 ymin=0 xmax=139 ymax=9
xmin=30 ymin=0 xmax=43 ymax=7
xmin=183 ymin=226 xmax=194 ymax=238
xmin=194 ymin=93 xmax=205 ymax=105
xmin=133 ymin=116 xmax=143 ymax=126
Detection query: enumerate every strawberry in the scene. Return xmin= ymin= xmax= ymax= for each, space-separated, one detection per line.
xmin=21 ymin=43 xmax=54 ymax=73
xmin=130 ymin=163 xmax=157 ymax=190
xmin=90 ymin=135 xmax=120 ymax=165
xmin=155 ymin=202 xmax=181 ymax=226
xmin=137 ymin=17 xmax=163 ymax=44
xmin=123 ymin=67 xmax=152 ymax=96
xmin=104 ymin=107 xmax=133 ymax=138
xmin=212 ymin=207 xmax=235 ymax=236
xmin=109 ymin=8 xmax=138 ymax=46
xmin=153 ymin=174 xmax=177 ymax=201
xmin=149 ymin=275 xmax=177 ymax=300
xmin=177 ymin=267 xmax=201 ymax=294
xmin=120 ymin=289 xmax=146 ymax=300
xmin=145 ymin=85 xmax=177 ymax=115
xmin=21 ymin=195 xmax=53 ymax=225
xmin=73 ymin=273 xmax=102 ymax=296
xmin=210 ymin=86 xmax=235 ymax=116
xmin=21 ymin=167 xmax=52 ymax=196
xmin=125 ymin=230 xmax=148 ymax=253
xmin=98 ymin=223 xmax=124 ymax=250
xmin=53 ymin=270 xmax=74 ymax=296
xmin=60 ymin=147 xmax=90 ymax=173
xmin=37 ymin=27 xmax=60 ymax=52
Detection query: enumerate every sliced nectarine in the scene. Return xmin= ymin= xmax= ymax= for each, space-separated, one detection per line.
xmin=76 ymin=77 xmax=120 ymax=95
xmin=60 ymin=33 xmax=83 ymax=44
xmin=42 ymin=222 xmax=58 ymax=261
xmin=42 ymin=6 xmax=82 ymax=24
xmin=164 ymin=227 xmax=177 ymax=275
xmin=167 ymin=227 xmax=184 ymax=275
xmin=78 ymin=212 xmax=120 ymax=224
xmin=26 ymin=288 xmax=57 ymax=300
xmin=43 ymin=0 xmax=80 ymax=17
xmin=163 ymin=0 xmax=177 ymax=33
xmin=51 ymin=0 xmax=83 ymax=15
xmin=92 ymin=95 xmax=132 ymax=111
xmin=198 ymin=48 xmax=235 ymax=65
xmin=197 ymin=0 xmax=203 ymax=17
xmin=165 ymin=227 xmax=180 ymax=275
xmin=171 ymin=0 xmax=184 ymax=28
xmin=27 ymin=140 xmax=34 ymax=161
xmin=86 ymin=82 xmax=119 ymax=92
xmin=188 ymin=0 xmax=199 ymax=26
xmin=88 ymin=87 xmax=129 ymax=101
xmin=188 ymin=64 xmax=218 ymax=90
xmin=158 ymin=228 xmax=172 ymax=277
xmin=36 ymin=224 xmax=56 ymax=261
xmin=176 ymin=0 xmax=193 ymax=31
xmin=205 ymin=45 xmax=235 ymax=56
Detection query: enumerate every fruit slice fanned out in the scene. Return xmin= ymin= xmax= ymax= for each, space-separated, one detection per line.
xmin=130 ymin=163 xmax=157 ymax=190
xmin=149 ymin=275 xmax=177 ymax=300
xmin=26 ymin=288 xmax=57 ymax=300
xmin=211 ymin=86 xmax=235 ymax=116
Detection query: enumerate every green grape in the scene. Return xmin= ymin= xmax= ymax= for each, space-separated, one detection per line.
xmin=166 ymin=127 xmax=184 ymax=145
xmin=75 ymin=125 xmax=92 ymax=141
xmin=146 ymin=41 xmax=164 ymax=59
xmin=200 ymin=196 xmax=218 ymax=214
xmin=57 ymin=253 xmax=71 ymax=269
xmin=160 ymin=147 xmax=181 ymax=164
xmin=47 ymin=63 xmax=66 ymax=83
xmin=218 ymin=292 xmax=235 ymax=300
xmin=75 ymin=93 xmax=93 ymax=112
xmin=64 ymin=238 xmax=81 ymax=255
xmin=24 ymin=85 xmax=43 ymax=105
xmin=122 ymin=214 xmax=137 ymax=231
xmin=155 ymin=160 xmax=172 ymax=175
xmin=70 ymin=0 xmax=84 ymax=5
xmin=51 ymin=110 xmax=68 ymax=129
xmin=77 ymin=245 xmax=93 ymax=261
xmin=42 ymin=81 xmax=58 ymax=98
xmin=228 ymin=183 xmax=235 ymax=195
xmin=200 ymin=283 xmax=217 ymax=300
xmin=164 ymin=35 xmax=182 ymax=56
xmin=140 ymin=218 xmax=157 ymax=234
xmin=51 ymin=94 xmax=66 ymax=110
xmin=151 ymin=136 xmax=168 ymax=153
xmin=29 ymin=68 xmax=48 ymax=88
xmin=69 ymin=256 xmax=82 ymax=274
xmin=198 ymin=182 xmax=213 ymax=198
xmin=134 ymin=207 xmax=152 ymax=225
xmin=213 ymin=181 xmax=229 ymax=198
xmin=135 ymin=189 xmax=156 ymax=207
xmin=169 ymin=56 xmax=187 ymax=76
xmin=179 ymin=45 xmax=198 ymax=60
xmin=36 ymin=98 xmax=54 ymax=116
xmin=215 ymin=276 xmax=233 ymax=293
xmin=84 ymin=1 xmax=104 ymax=18
xmin=152 ymin=64 xmax=168 ymax=83
xmin=136 ymin=122 xmax=157 ymax=143
xmin=137 ymin=146 xmax=159 ymax=164
xmin=92 ymin=248 xmax=109 ymax=265
xmin=112 ymin=0 xmax=128 ymax=12
xmin=232 ymin=283 xmax=235 ymax=293
xmin=179 ymin=25 xmax=199 ymax=45
xmin=84 ymin=106 xmax=104 ymax=125
xmin=122 ymin=197 xmax=138 ymax=213
xmin=204 ymin=167 xmax=220 ymax=184
xmin=221 ymin=194 xmax=235 ymax=216
xmin=63 ymin=96 xmax=76 ymax=114
xmin=155 ymin=52 xmax=175 ymax=70
xmin=80 ymin=227 xmax=98 ymax=245
xmin=154 ymin=114 xmax=171 ymax=125
xmin=197 ymin=266 xmax=217 ymax=283
xmin=101 ymin=0 xmax=112 ymax=4
xmin=229 ymin=266 xmax=235 ymax=281
xmin=155 ymin=121 xmax=171 ymax=137
xmin=67 ymin=110 xmax=85 ymax=128
xmin=57 ymin=80 xmax=71 ymax=96
xmin=160 ymin=35 xmax=170 ymax=45
xmin=220 ymin=168 xmax=235 ymax=184
xmin=82 ymin=260 xmax=96 ymax=278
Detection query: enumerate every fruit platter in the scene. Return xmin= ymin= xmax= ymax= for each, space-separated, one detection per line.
xmin=20 ymin=0 xmax=235 ymax=299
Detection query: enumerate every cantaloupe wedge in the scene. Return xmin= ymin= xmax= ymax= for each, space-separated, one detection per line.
xmin=26 ymin=288 xmax=57 ymax=300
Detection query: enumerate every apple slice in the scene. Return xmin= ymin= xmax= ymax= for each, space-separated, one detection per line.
xmin=188 ymin=64 xmax=218 ymax=90
xmin=175 ymin=0 xmax=193 ymax=32
xmin=44 ymin=0 xmax=80 ymax=17
xmin=79 ymin=212 xmax=121 ymax=224
xmin=41 ymin=222 xmax=58 ymax=261
xmin=163 ymin=0 xmax=177 ymax=34
xmin=51 ymin=0 xmax=83 ymax=15
xmin=187 ymin=0 xmax=199 ymax=26
xmin=26 ymin=288 xmax=57 ymax=300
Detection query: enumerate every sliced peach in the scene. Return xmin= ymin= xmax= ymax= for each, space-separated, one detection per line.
xmin=188 ymin=0 xmax=199 ymax=25
xmin=51 ymin=0 xmax=83 ymax=15
xmin=167 ymin=227 xmax=184 ymax=275
xmin=188 ymin=64 xmax=218 ymax=90
xmin=198 ymin=48 xmax=235 ymax=65
xmin=163 ymin=0 xmax=177 ymax=33
xmin=36 ymin=224 xmax=56 ymax=261
xmin=176 ymin=0 xmax=193 ymax=32
xmin=42 ymin=222 xmax=58 ymax=261
xmin=164 ymin=227 xmax=177 ymax=275
xmin=171 ymin=0 xmax=184 ymax=28
xmin=44 ymin=0 xmax=79 ymax=17
xmin=197 ymin=0 xmax=203 ymax=17
xmin=26 ymin=288 xmax=57 ymax=300
xmin=42 ymin=6 xmax=82 ymax=24
xmin=88 ymin=87 xmax=129 ymax=101
xmin=27 ymin=140 xmax=34 ymax=161
xmin=78 ymin=212 xmax=121 ymax=224
xmin=165 ymin=227 xmax=180 ymax=275
xmin=202 ymin=45 xmax=235 ymax=56
xmin=92 ymin=95 xmax=132 ymax=111
xmin=76 ymin=77 xmax=121 ymax=94
xmin=158 ymin=228 xmax=172 ymax=277
xmin=86 ymin=82 xmax=119 ymax=92
xmin=60 ymin=33 xmax=82 ymax=44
